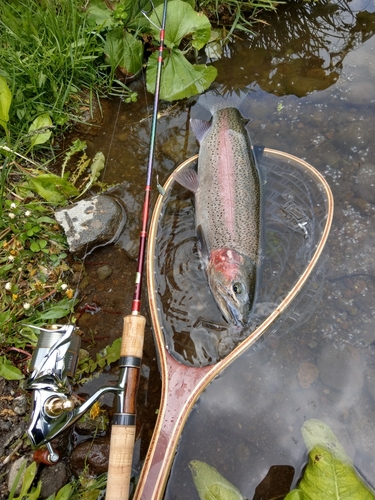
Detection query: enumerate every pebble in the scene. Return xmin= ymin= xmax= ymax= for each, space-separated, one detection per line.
xmin=317 ymin=343 xmax=364 ymax=393
xmin=69 ymin=437 xmax=110 ymax=477
xmin=39 ymin=462 xmax=69 ymax=499
xmin=12 ymin=394 xmax=28 ymax=416
xmin=297 ymin=362 xmax=319 ymax=389
xmin=96 ymin=265 xmax=113 ymax=281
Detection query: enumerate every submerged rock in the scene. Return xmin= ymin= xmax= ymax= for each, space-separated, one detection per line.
xmin=70 ymin=437 xmax=110 ymax=477
xmin=55 ymin=194 xmax=127 ymax=257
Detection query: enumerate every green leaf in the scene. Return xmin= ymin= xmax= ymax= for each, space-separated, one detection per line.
xmin=104 ymin=28 xmax=144 ymax=77
xmin=284 ymin=419 xmax=375 ymax=500
xmin=54 ymin=483 xmax=73 ymax=500
xmin=28 ymin=113 xmax=53 ymax=148
xmin=285 ymin=446 xmax=375 ymax=500
xmin=27 ymin=173 xmax=79 ymax=203
xmin=189 ymin=460 xmax=246 ymax=500
xmin=147 ymin=49 xmax=217 ymax=101
xmin=86 ymin=0 xmax=116 ymax=28
xmin=150 ymin=0 xmax=211 ymax=50
xmin=77 ymin=151 xmax=105 ymax=197
xmin=0 ymin=76 xmax=12 ymax=135
xmin=0 ymin=356 xmax=24 ymax=380
xmin=14 ymin=462 xmax=40 ymax=500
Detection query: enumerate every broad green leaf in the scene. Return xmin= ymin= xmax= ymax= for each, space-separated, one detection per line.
xmin=284 ymin=446 xmax=375 ymax=500
xmin=77 ymin=151 xmax=105 ymax=197
xmin=285 ymin=419 xmax=375 ymax=500
xmin=0 ymin=356 xmax=24 ymax=380
xmin=0 ymin=76 xmax=12 ymax=134
xmin=104 ymin=28 xmax=143 ymax=77
xmin=301 ymin=418 xmax=350 ymax=463
xmin=189 ymin=460 xmax=245 ymax=500
xmin=27 ymin=173 xmax=79 ymax=203
xmin=150 ymin=0 xmax=211 ymax=50
xmin=86 ymin=0 xmax=116 ymax=28
xmin=29 ymin=113 xmax=53 ymax=148
xmin=147 ymin=49 xmax=217 ymax=101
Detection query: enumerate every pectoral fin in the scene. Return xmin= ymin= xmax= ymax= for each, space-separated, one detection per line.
xmin=190 ymin=118 xmax=211 ymax=144
xmin=173 ymin=168 xmax=199 ymax=193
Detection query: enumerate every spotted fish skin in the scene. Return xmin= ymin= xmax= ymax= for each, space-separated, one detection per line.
xmin=176 ymin=106 xmax=261 ymax=326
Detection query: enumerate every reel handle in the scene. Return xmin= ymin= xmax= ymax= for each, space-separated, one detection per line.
xmin=106 ymin=314 xmax=145 ymax=500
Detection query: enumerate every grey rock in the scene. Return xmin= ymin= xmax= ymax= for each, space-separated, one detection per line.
xmin=55 ymin=194 xmax=127 ymax=257
xmin=317 ymin=342 xmax=364 ymax=394
xmin=355 ymin=163 xmax=375 ymax=204
xmin=12 ymin=394 xmax=28 ymax=416
xmin=39 ymin=461 xmax=69 ymax=499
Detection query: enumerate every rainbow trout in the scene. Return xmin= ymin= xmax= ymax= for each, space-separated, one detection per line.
xmin=175 ymin=104 xmax=261 ymax=326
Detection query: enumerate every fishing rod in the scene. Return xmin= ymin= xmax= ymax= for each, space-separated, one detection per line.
xmin=105 ymin=1 xmax=168 ymax=498
xmin=23 ymin=0 xmax=168 ymax=497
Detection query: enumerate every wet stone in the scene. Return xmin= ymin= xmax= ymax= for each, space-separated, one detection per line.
xmin=12 ymin=394 xmax=28 ymax=416
xmin=39 ymin=462 xmax=69 ymax=499
xmin=55 ymin=194 xmax=127 ymax=257
xmin=317 ymin=343 xmax=364 ymax=394
xmin=297 ymin=361 xmax=319 ymax=389
xmin=69 ymin=437 xmax=110 ymax=477
xmin=354 ymin=163 xmax=375 ymax=204
xmin=96 ymin=265 xmax=113 ymax=281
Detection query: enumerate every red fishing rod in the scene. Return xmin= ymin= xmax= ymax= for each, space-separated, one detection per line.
xmin=105 ymin=1 xmax=168 ymax=498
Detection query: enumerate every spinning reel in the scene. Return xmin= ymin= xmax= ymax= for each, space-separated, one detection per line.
xmin=26 ymin=324 xmax=129 ymax=464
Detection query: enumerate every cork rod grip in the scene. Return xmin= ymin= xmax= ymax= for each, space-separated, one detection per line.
xmin=106 ymin=425 xmax=137 ymax=500
xmin=121 ymin=315 xmax=146 ymax=358
xmin=106 ymin=314 xmax=146 ymax=500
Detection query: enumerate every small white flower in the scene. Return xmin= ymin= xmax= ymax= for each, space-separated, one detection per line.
xmin=25 ymin=210 xmax=31 ymax=217
xmin=8 ymin=255 xmax=15 ymax=262
xmin=8 ymin=213 xmax=16 ymax=219
xmin=60 ymin=284 xmax=68 ymax=290
xmin=18 ymin=268 xmax=22 ymax=272
xmin=23 ymin=303 xmax=31 ymax=310
xmin=10 ymin=203 xmax=17 ymax=209
xmin=5 ymin=282 xmax=12 ymax=291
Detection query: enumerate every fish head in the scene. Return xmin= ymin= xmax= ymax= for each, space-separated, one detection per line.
xmin=207 ymin=248 xmax=256 ymax=327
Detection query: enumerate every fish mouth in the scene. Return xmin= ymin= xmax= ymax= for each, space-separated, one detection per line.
xmin=213 ymin=281 xmax=249 ymax=327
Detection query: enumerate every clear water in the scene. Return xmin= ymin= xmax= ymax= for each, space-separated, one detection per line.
xmin=73 ymin=0 xmax=375 ymax=497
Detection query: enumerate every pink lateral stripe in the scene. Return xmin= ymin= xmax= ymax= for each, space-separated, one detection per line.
xmin=218 ymin=123 xmax=236 ymax=239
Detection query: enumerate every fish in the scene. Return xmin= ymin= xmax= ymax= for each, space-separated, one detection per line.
xmin=174 ymin=101 xmax=261 ymax=327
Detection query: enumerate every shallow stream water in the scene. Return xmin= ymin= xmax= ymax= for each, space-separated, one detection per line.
xmin=72 ymin=1 xmax=375 ymax=497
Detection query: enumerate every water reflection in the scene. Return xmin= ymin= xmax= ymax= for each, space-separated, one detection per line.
xmin=213 ymin=0 xmax=375 ymax=96
xmin=153 ymin=151 xmax=329 ymax=366
xmin=161 ymin=0 xmax=375 ymax=499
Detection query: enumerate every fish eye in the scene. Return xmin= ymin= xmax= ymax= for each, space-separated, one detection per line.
xmin=233 ymin=282 xmax=244 ymax=295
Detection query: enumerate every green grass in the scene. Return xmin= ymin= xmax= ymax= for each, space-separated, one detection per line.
xmin=0 ymin=0 xmax=134 ymax=155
